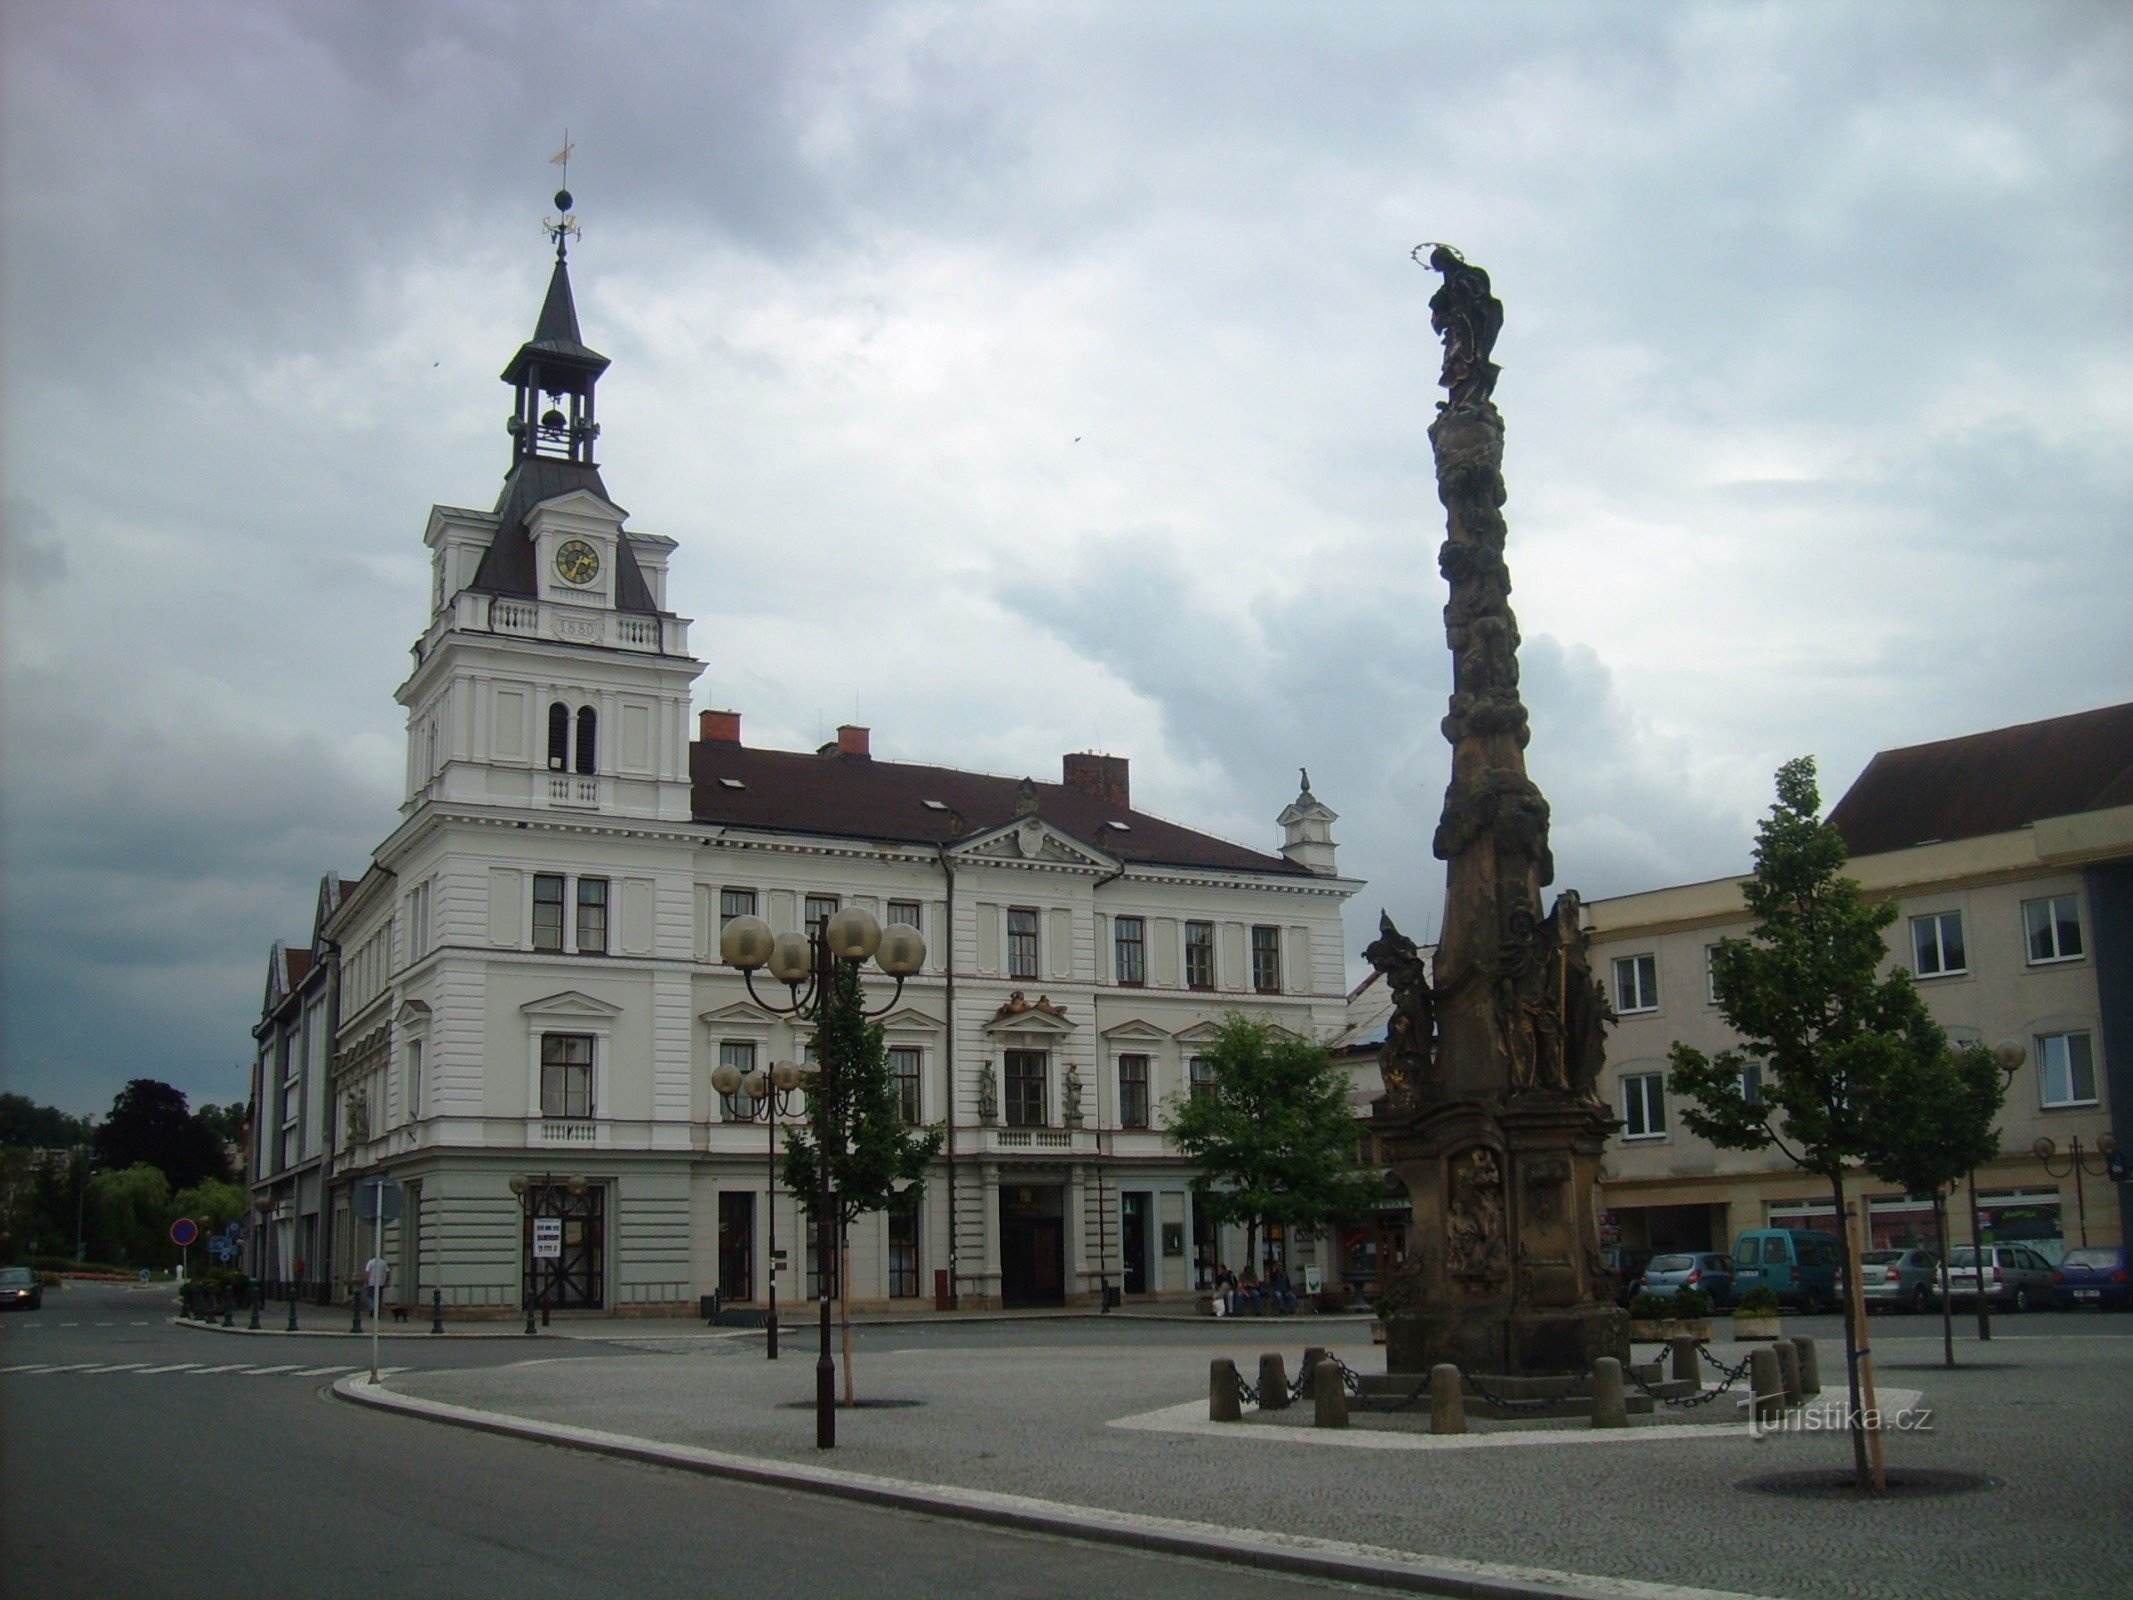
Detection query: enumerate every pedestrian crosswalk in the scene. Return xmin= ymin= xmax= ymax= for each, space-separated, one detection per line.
xmin=0 ymin=1360 xmax=406 ymax=1380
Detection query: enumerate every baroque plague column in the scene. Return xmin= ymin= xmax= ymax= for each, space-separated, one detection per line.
xmin=1370 ymin=248 xmax=1627 ymax=1377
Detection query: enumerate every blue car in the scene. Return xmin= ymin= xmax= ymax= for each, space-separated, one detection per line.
xmin=2052 ymin=1246 xmax=2131 ymax=1310
xmin=1639 ymin=1252 xmax=1736 ymax=1309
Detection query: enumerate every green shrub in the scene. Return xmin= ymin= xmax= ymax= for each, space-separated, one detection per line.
xmin=1672 ymin=1286 xmax=1712 ymax=1319
xmin=1628 ymin=1292 xmax=1672 ymax=1321
xmin=1735 ymin=1286 xmax=1781 ymax=1315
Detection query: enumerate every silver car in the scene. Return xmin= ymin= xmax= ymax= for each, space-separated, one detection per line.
xmin=1857 ymin=1248 xmax=1939 ymax=1314
xmin=1941 ymin=1244 xmax=2055 ymax=1312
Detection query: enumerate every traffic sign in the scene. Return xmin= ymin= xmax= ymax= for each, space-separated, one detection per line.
xmin=169 ymin=1218 xmax=199 ymax=1247
xmin=353 ymin=1178 xmax=404 ymax=1223
xmin=209 ymin=1235 xmax=238 ymax=1261
xmin=532 ymin=1217 xmax=563 ymax=1260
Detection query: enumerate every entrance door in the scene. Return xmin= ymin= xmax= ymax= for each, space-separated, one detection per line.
xmin=1121 ymin=1192 xmax=1150 ymax=1295
xmin=999 ymin=1185 xmax=1066 ymax=1307
xmin=524 ymin=1185 xmax=605 ymax=1309
xmin=719 ymin=1192 xmax=755 ymax=1303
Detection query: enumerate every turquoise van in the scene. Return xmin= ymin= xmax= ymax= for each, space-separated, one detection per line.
xmin=1732 ymin=1229 xmax=1843 ymax=1311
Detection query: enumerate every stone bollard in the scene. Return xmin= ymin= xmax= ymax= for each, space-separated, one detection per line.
xmin=1430 ymin=1363 xmax=1467 ymax=1435
xmin=1591 ymin=1357 xmax=1628 ymax=1429
xmin=1750 ymin=1347 xmax=1784 ymax=1428
xmin=1670 ymin=1335 xmax=1699 ymax=1385
xmin=1300 ymin=1346 xmax=1327 ymax=1380
xmin=1209 ymin=1359 xmax=1242 ymax=1422
xmin=1791 ymin=1336 xmax=1820 ymax=1396
xmin=431 ymin=1287 xmax=445 ymax=1335
xmin=1257 ymin=1353 xmax=1291 ymax=1411
xmin=1775 ymin=1340 xmax=1802 ymax=1405
xmin=1312 ymin=1357 xmax=1349 ymax=1428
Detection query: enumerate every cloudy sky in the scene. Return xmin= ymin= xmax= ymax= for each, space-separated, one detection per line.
xmin=3 ymin=1 xmax=2127 ymax=1118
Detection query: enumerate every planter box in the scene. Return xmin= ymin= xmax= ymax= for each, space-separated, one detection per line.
xmin=1370 ymin=1319 xmax=1388 ymax=1344
xmin=1731 ymin=1314 xmax=1784 ymax=1341
xmin=1630 ymin=1317 xmax=1712 ymax=1341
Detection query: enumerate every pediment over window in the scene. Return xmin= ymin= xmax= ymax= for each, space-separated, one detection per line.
xmin=1174 ymin=1017 xmax=1306 ymax=1047
xmin=1099 ymin=1018 xmax=1170 ymax=1044
xmin=698 ymin=1001 xmax=777 ymax=1028
xmin=522 ymin=989 xmax=623 ymax=1019
xmin=950 ymin=818 xmax=1117 ymax=873
xmin=877 ymin=1005 xmax=946 ymax=1034
xmin=395 ymin=1000 xmax=432 ymax=1029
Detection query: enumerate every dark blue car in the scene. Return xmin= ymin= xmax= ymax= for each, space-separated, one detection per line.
xmin=2052 ymin=1245 xmax=2131 ymax=1310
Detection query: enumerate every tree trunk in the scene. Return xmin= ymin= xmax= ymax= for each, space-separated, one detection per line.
xmin=1934 ymin=1191 xmax=1954 ymax=1369
xmin=1833 ymin=1173 xmax=1885 ymax=1493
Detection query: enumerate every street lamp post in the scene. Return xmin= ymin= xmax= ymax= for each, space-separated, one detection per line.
xmin=1964 ymin=1043 xmax=2028 ymax=1342
xmin=719 ymin=905 xmax=925 ymax=1449
xmin=2033 ymin=1134 xmax=2120 ymax=1249
xmin=710 ymin=1054 xmax=804 ymax=1359
xmin=509 ymin=1172 xmax=589 ymax=1335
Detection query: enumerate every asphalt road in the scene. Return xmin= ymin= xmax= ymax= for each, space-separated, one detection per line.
xmin=0 ymin=1283 xmax=1399 ymax=1600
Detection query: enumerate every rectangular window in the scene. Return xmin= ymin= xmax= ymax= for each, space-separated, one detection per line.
xmin=576 ymin=877 xmax=609 ymax=954
xmin=1185 ymin=922 xmax=1215 ymax=990
xmin=1114 ymin=916 xmax=1146 ymax=987
xmin=410 ymin=882 xmax=432 ymax=958
xmin=887 ymin=1195 xmax=919 ymax=1298
xmin=1188 ymin=1055 xmax=1215 ymax=1102
xmin=717 ymin=1040 xmax=755 ymax=1119
xmin=2037 ymin=1032 xmax=2097 ymax=1107
xmin=1621 ymin=1072 xmax=1666 ymax=1138
xmin=804 ymin=893 xmax=839 ymax=930
xmin=1118 ymin=1054 xmax=1150 ymax=1129
xmin=540 ymin=1034 xmax=594 ymax=1119
xmin=1910 ymin=911 xmax=1967 ymax=977
xmin=1005 ymin=1049 xmax=1047 ymax=1127
xmin=1704 ymin=944 xmax=1722 ymax=1006
xmin=1612 ymin=953 xmax=1658 ymax=1013
xmin=2024 ymin=895 xmax=2084 ymax=964
xmin=1738 ymin=1062 xmax=1763 ymax=1108
xmin=1251 ymin=925 xmax=1282 ymax=993
xmin=719 ymin=887 xmax=757 ymax=926
xmin=886 ymin=899 xmax=923 ymax=933
xmin=532 ymin=874 xmax=565 ymax=951
xmin=406 ymin=1040 xmax=423 ymax=1121
xmin=1008 ymin=908 xmax=1040 ymax=979
xmin=889 ymin=1046 xmax=922 ymax=1125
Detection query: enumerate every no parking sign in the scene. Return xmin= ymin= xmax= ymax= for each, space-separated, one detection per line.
xmin=169 ymin=1218 xmax=199 ymax=1247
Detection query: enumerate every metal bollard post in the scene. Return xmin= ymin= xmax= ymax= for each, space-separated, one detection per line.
xmin=524 ymin=1289 xmax=537 ymax=1337
xmin=431 ymin=1287 xmax=444 ymax=1335
xmin=220 ymin=1290 xmax=234 ymax=1328
xmin=1209 ymin=1358 xmax=1242 ymax=1422
xmin=1430 ymin=1363 xmax=1467 ymax=1435
xmin=1257 ymin=1353 xmax=1291 ymax=1411
xmin=285 ymin=1287 xmax=298 ymax=1332
xmin=350 ymin=1285 xmax=363 ymax=1335
xmin=1312 ymin=1358 xmax=1349 ymax=1429
xmin=1591 ymin=1357 xmax=1628 ymax=1428
xmin=248 ymin=1281 xmax=262 ymax=1332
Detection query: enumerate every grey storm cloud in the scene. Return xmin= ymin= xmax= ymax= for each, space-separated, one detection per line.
xmin=3 ymin=0 xmax=2128 ymax=1115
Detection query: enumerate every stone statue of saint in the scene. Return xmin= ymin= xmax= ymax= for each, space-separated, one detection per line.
xmin=976 ymin=1060 xmax=998 ymax=1124
xmin=1421 ymin=244 xmax=1503 ymax=408
xmin=1364 ymin=913 xmax=1434 ymax=1108
xmin=1062 ymin=1064 xmax=1084 ymax=1128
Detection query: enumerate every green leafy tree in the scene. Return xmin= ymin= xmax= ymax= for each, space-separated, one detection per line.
xmin=86 ymin=1163 xmax=173 ymax=1268
xmin=193 ymin=1101 xmax=249 ymax=1149
xmin=172 ymin=1178 xmax=247 ymax=1238
xmin=1862 ymin=1039 xmax=2007 ymax=1368
xmin=780 ymin=959 xmax=942 ymax=1397
xmin=1164 ymin=1013 xmax=1379 ymax=1278
xmin=95 ymin=1080 xmax=228 ymax=1191
xmin=0 ymin=1093 xmax=95 ymax=1150
xmin=1668 ymin=757 xmax=1936 ymax=1492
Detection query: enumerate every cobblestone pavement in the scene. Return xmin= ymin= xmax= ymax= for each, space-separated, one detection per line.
xmin=374 ymin=1322 xmax=2133 ymax=1600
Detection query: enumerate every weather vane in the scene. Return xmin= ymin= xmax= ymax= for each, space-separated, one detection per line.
xmin=544 ymin=132 xmax=580 ymax=258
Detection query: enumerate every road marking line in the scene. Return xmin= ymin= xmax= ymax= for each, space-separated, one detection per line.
xmin=1 ymin=1364 xmax=61 ymax=1373
xmin=132 ymin=1363 xmax=202 ymax=1373
xmin=83 ymin=1362 xmax=152 ymax=1373
xmin=293 ymin=1365 xmax=358 ymax=1376
xmin=32 ymin=1363 xmax=102 ymax=1374
xmin=186 ymin=1364 xmax=252 ymax=1374
xmin=238 ymin=1364 xmax=304 ymax=1375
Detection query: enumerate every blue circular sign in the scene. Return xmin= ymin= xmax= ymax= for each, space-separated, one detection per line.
xmin=169 ymin=1217 xmax=199 ymax=1247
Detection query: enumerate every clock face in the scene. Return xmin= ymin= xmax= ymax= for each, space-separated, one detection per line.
xmin=554 ymin=539 xmax=600 ymax=586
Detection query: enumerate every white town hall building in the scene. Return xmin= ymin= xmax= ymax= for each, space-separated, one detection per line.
xmin=249 ymin=207 xmax=1359 ymax=1315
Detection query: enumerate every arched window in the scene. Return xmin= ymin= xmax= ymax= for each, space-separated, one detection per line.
xmin=575 ymin=705 xmax=598 ymax=775
xmin=547 ymin=702 xmax=569 ymax=770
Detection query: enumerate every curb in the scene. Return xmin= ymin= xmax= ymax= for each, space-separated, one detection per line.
xmin=333 ymin=1375 xmax=1776 ymax=1600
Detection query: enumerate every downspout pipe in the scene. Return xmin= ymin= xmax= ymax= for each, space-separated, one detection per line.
xmin=936 ymin=843 xmax=959 ymax=1308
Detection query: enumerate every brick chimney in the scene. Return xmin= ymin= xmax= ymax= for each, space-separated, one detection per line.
xmin=699 ymin=709 xmax=742 ymax=744
xmin=836 ymin=724 xmax=871 ymax=758
xmin=1062 ymin=752 xmax=1129 ymax=808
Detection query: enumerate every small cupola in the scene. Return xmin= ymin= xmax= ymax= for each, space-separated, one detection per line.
xmin=502 ymin=189 xmax=610 ymax=469
xmin=1277 ymin=767 xmax=1340 ymax=876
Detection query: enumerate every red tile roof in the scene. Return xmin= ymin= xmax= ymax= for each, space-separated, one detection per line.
xmin=690 ymin=741 xmax=1309 ymax=877
xmin=1828 ymin=702 xmax=2133 ymax=857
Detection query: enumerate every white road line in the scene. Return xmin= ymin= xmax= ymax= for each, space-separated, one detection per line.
xmin=185 ymin=1364 xmax=252 ymax=1374
xmin=293 ymin=1365 xmax=358 ymax=1376
xmin=133 ymin=1363 xmax=203 ymax=1374
xmin=82 ymin=1363 xmax=152 ymax=1373
xmin=1 ymin=1364 xmax=61 ymax=1373
xmin=237 ymin=1364 xmax=304 ymax=1375
xmin=32 ymin=1363 xmax=103 ymax=1374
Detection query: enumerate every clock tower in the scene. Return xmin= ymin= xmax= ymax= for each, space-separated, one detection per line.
xmin=397 ymin=189 xmax=702 ymax=824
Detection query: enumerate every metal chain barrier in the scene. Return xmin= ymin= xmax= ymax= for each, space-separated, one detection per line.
xmin=1626 ymin=1342 xmax=1756 ymax=1410
xmin=1458 ymin=1370 xmax=1557 ymax=1414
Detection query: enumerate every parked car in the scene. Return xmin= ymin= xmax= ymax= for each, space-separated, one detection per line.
xmin=1639 ymin=1252 xmax=1736 ymax=1308
xmin=0 ymin=1266 xmax=44 ymax=1311
xmin=1602 ymin=1247 xmax=1655 ymax=1308
xmin=2052 ymin=1245 xmax=2131 ymax=1311
xmin=1854 ymin=1248 xmax=1940 ymax=1314
xmin=1733 ymin=1228 xmax=1843 ymax=1311
xmin=1940 ymin=1244 xmax=2055 ymax=1312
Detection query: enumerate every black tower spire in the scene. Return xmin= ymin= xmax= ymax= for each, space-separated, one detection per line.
xmin=502 ymin=188 xmax=608 ymax=468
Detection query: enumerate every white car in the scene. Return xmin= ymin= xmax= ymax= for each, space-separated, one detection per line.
xmin=1940 ymin=1244 xmax=2055 ymax=1312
